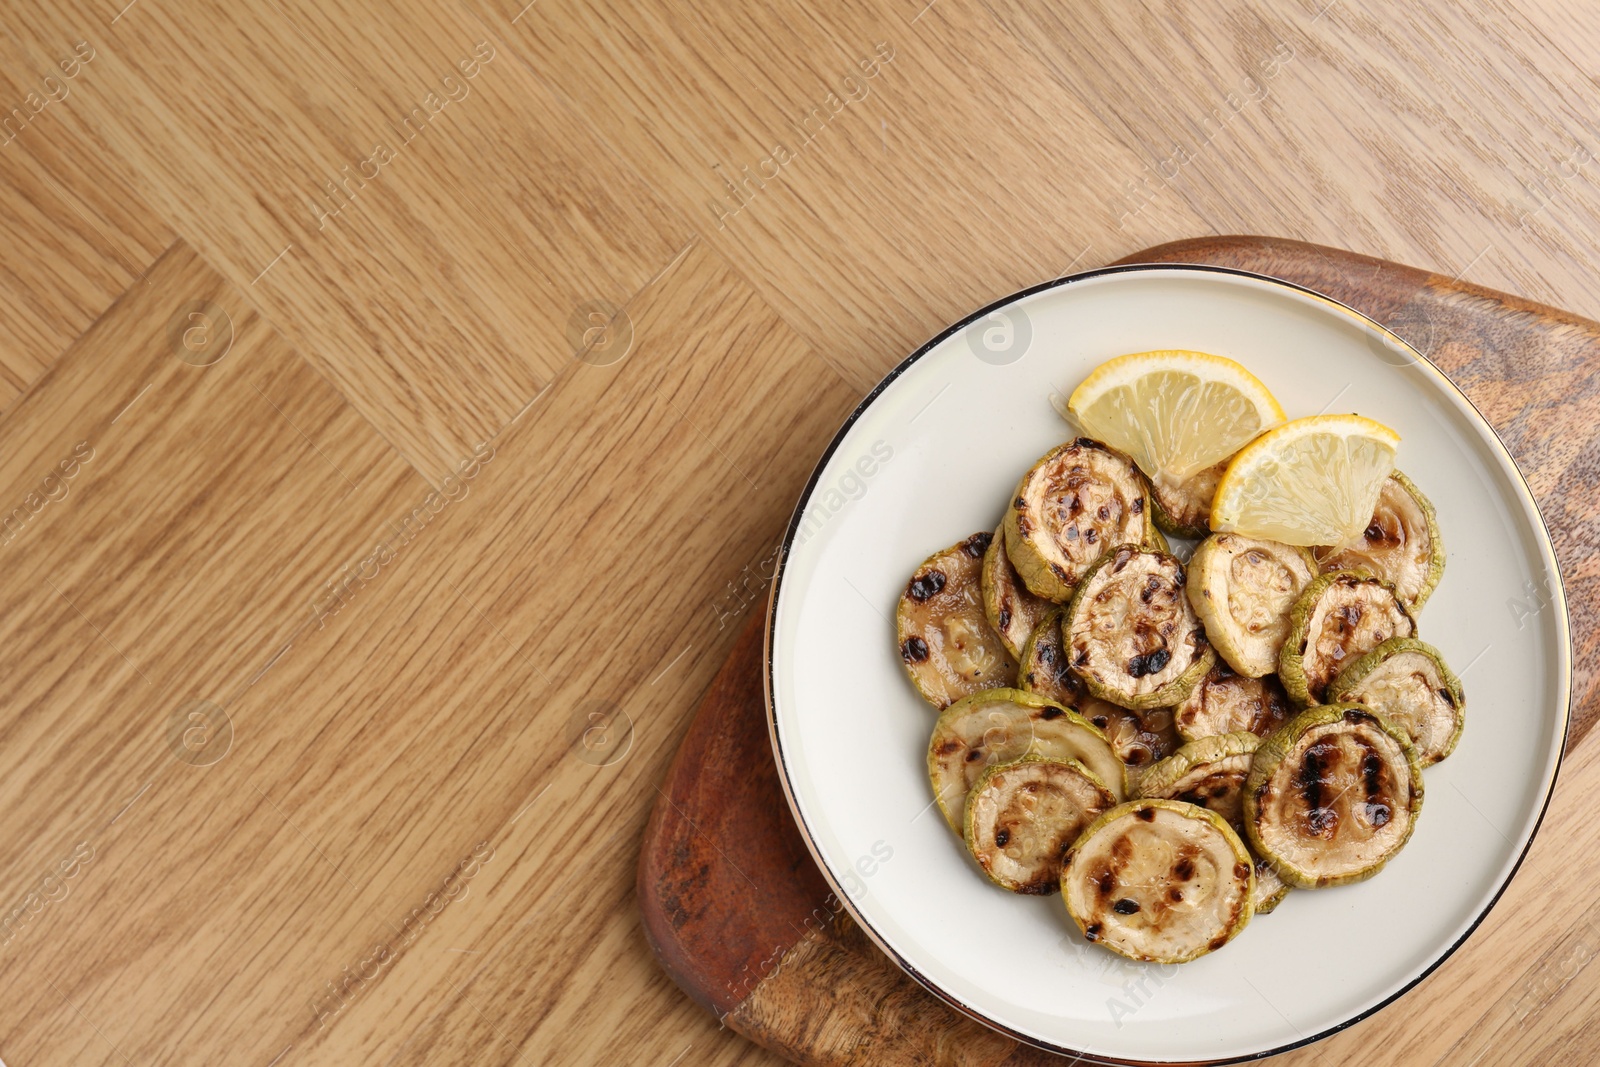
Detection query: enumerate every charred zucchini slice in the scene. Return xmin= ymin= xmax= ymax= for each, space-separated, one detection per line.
xmin=927 ymin=689 xmax=1125 ymax=834
xmin=1244 ymin=704 xmax=1424 ymax=888
xmin=1061 ymin=799 xmax=1254 ymax=964
xmin=964 ymin=756 xmax=1116 ymax=894
xmin=1137 ymin=732 xmax=1292 ymax=914
xmin=1173 ymin=663 xmax=1292 ymax=741
xmin=1003 ymin=438 xmax=1154 ymax=601
xmin=1150 ymin=461 xmax=1226 ymax=540
xmin=897 ymin=532 xmax=1018 ymax=708
xmin=1328 ymin=637 xmax=1465 ymax=766
xmin=1063 ymin=546 xmax=1214 ymax=710
xmin=1187 ymin=533 xmax=1318 ymax=678
xmin=982 ymin=524 xmax=1051 ymax=659
xmin=1134 ymin=732 xmax=1260 ymax=832
xmin=1100 ymin=707 xmax=1180 ymax=776
xmin=1317 ymin=471 xmax=1445 ymax=612
xmin=1279 ymin=571 xmax=1417 ymax=706
xmin=1017 ymin=609 xmax=1178 ymax=770
xmin=1017 ymin=607 xmax=1081 ymax=707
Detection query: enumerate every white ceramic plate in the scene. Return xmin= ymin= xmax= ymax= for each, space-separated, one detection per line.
xmin=765 ymin=265 xmax=1570 ymax=1064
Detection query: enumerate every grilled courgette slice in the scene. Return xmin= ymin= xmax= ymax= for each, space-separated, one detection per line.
xmin=1317 ymin=471 xmax=1445 ymax=612
xmin=1187 ymin=533 xmax=1318 ymax=678
xmin=1017 ymin=607 xmax=1081 ymax=706
xmin=1061 ymin=799 xmax=1254 ymax=963
xmin=1173 ymin=663 xmax=1292 ymax=741
xmin=1017 ymin=609 xmax=1178 ymax=770
xmin=1328 ymin=637 xmax=1464 ymax=766
xmin=1244 ymin=704 xmax=1423 ymax=888
xmin=898 ymin=532 xmax=1018 ymax=708
xmin=982 ymin=524 xmax=1051 ymax=659
xmin=1279 ymin=571 xmax=1417 ymax=706
xmin=927 ymin=689 xmax=1125 ymax=834
xmin=965 ymin=756 xmax=1116 ymax=894
xmin=1150 ymin=460 xmax=1226 ymax=540
xmin=1138 ymin=732 xmax=1294 ymax=914
xmin=1003 ymin=438 xmax=1155 ymax=601
xmin=1135 ymin=732 xmax=1260 ymax=829
xmin=1064 ymin=546 xmax=1214 ymax=710
xmin=1098 ymin=706 xmax=1179 ymax=778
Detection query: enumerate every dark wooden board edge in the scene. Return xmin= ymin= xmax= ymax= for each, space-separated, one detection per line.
xmin=637 ymin=613 xmax=835 ymax=1023
xmin=638 ymin=237 xmax=1600 ymax=1066
xmin=638 ymin=612 xmax=1041 ymax=1067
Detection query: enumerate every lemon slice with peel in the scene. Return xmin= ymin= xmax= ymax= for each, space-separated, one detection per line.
xmin=1211 ymin=415 xmax=1400 ymax=548
xmin=1067 ymin=351 xmax=1286 ymax=486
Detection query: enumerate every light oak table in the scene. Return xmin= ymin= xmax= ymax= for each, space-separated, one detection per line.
xmin=0 ymin=1 xmax=1593 ymax=1064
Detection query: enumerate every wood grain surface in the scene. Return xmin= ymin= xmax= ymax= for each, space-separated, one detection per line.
xmin=0 ymin=0 xmax=1597 ymax=1064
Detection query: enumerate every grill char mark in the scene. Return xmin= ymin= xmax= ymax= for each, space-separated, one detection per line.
xmin=908 ymin=570 xmax=946 ymax=601
xmin=1358 ymin=738 xmax=1393 ymax=828
xmin=1298 ymin=738 xmax=1339 ymax=838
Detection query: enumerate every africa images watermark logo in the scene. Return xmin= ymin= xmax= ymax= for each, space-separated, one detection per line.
xmin=0 ymin=842 xmax=94 ymax=950
xmin=966 ymin=306 xmax=1033 ymax=366
xmin=567 ymin=299 xmax=634 ymax=367
xmin=707 ymin=42 xmax=896 ymax=229
xmin=309 ymin=42 xmax=497 ymax=232
xmin=309 ymin=841 xmax=494 ymax=1029
xmin=567 ymin=700 xmax=634 ymax=768
xmin=167 ymin=699 xmax=234 ymax=767
xmin=1 ymin=40 xmax=95 ymax=149
xmin=169 ymin=300 xmax=234 ymax=367
xmin=721 ymin=840 xmax=893 ymax=1009
xmin=310 ymin=441 xmax=496 ymax=628
xmin=793 ymin=439 xmax=893 ymax=548
xmin=0 ymin=440 xmax=94 ymax=547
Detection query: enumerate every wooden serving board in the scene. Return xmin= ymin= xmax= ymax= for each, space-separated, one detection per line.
xmin=636 ymin=237 xmax=1600 ymax=1066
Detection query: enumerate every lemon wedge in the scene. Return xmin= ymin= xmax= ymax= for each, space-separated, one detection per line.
xmin=1067 ymin=350 xmax=1285 ymax=487
xmin=1210 ymin=415 xmax=1400 ymax=547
